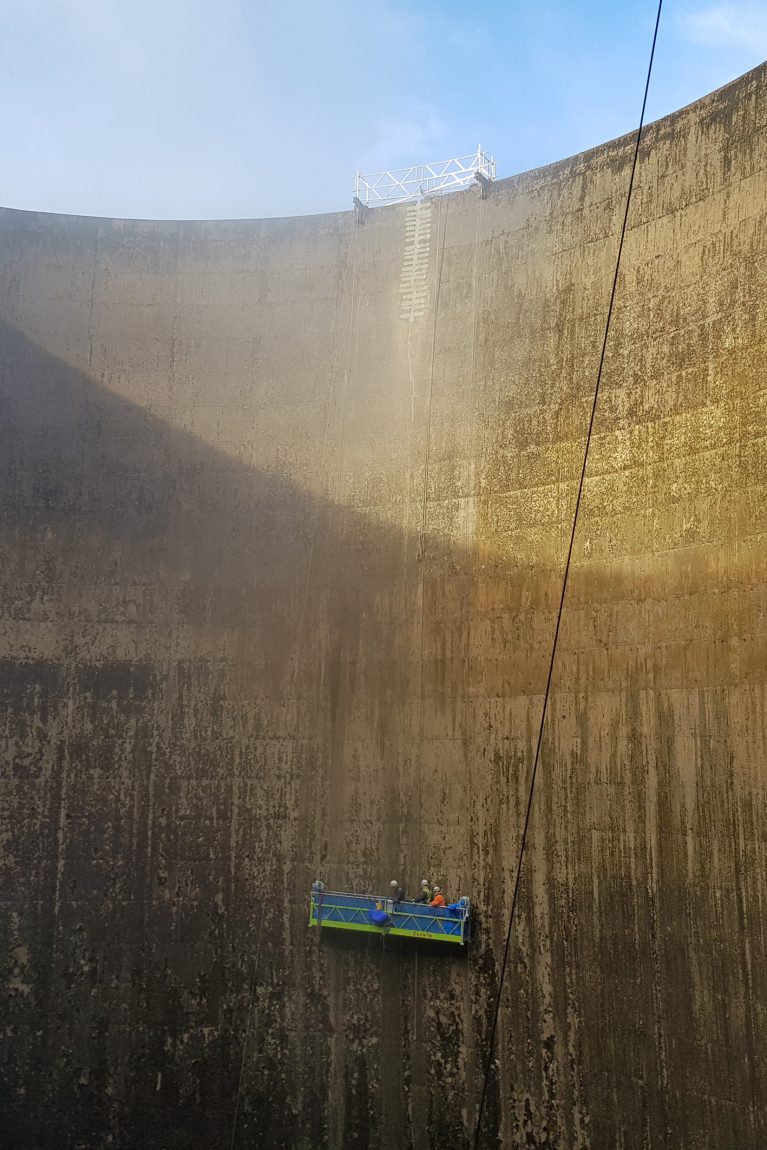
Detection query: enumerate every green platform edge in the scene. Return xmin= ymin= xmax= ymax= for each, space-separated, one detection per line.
xmin=308 ymin=917 xmax=464 ymax=944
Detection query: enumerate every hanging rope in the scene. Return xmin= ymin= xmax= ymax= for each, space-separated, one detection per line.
xmin=465 ymin=186 xmax=487 ymax=1090
xmin=413 ymin=195 xmax=450 ymax=1041
xmin=466 ymin=183 xmax=485 ymax=892
xmin=304 ymin=211 xmax=360 ymax=889
xmin=313 ymin=213 xmax=362 ymax=894
xmin=416 ymin=196 xmax=450 ymax=878
xmin=472 ymin=4 xmax=664 ymax=1145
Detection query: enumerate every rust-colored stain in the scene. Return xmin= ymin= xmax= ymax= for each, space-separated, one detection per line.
xmin=1 ymin=64 xmax=766 ymax=1150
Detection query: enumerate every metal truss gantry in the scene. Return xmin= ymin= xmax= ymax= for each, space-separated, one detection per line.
xmin=354 ymin=146 xmax=496 ymax=207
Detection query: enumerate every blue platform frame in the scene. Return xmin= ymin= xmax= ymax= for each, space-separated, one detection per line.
xmin=309 ymin=889 xmax=471 ymax=945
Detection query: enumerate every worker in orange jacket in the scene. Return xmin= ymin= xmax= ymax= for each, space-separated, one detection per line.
xmin=430 ymin=886 xmax=446 ymax=907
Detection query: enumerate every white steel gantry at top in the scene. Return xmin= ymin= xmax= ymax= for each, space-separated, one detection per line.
xmin=354 ymin=147 xmax=496 ymax=207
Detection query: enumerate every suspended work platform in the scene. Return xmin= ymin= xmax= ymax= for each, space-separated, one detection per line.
xmin=309 ymin=885 xmax=472 ymax=945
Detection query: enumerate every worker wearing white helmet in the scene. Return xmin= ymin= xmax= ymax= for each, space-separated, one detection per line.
xmin=414 ymin=878 xmax=432 ymax=903
xmin=389 ymin=879 xmax=405 ymax=903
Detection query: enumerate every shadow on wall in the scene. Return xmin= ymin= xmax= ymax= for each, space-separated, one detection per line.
xmin=0 ymin=319 xmax=494 ymax=1150
xmin=0 ymin=316 xmax=411 ymax=659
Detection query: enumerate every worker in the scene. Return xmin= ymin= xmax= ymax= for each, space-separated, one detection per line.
xmin=414 ymin=879 xmax=432 ymax=903
xmin=430 ymin=886 xmax=446 ymax=907
xmin=389 ymin=879 xmax=405 ymax=903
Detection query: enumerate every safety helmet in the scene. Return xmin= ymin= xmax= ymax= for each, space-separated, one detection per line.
xmin=420 ymin=879 xmax=429 ymax=887
xmin=390 ymin=880 xmax=398 ymax=888
xmin=433 ymin=886 xmax=441 ymax=893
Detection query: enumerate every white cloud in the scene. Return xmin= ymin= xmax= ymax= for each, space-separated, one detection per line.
xmin=678 ymin=2 xmax=767 ymax=52
xmin=0 ymin=0 xmax=443 ymax=216
xmin=355 ymin=111 xmax=450 ymax=177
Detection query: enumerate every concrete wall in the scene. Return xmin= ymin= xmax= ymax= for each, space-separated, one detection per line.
xmin=1 ymin=62 xmax=765 ymax=1149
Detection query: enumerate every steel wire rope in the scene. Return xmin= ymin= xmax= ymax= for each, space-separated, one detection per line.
xmin=316 ymin=204 xmax=361 ymax=893
xmin=304 ymin=212 xmax=361 ymax=891
xmin=416 ymin=195 xmax=450 ymax=880
xmin=412 ymin=197 xmax=450 ymax=1056
xmin=227 ymin=214 xmax=360 ymax=1150
xmin=465 ymin=187 xmax=486 ymax=1066
xmin=472 ymin=4 xmax=664 ymax=1145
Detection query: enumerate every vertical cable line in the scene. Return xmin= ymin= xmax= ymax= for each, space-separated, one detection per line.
xmin=415 ymin=197 xmax=450 ymax=882
xmin=412 ymin=198 xmax=449 ymax=1050
xmin=228 ymin=216 xmax=359 ymax=1150
xmin=472 ymin=4 xmax=663 ymax=1145
xmin=464 ymin=189 xmax=486 ymax=1083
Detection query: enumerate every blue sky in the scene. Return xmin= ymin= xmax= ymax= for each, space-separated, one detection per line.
xmin=1 ymin=1 xmax=765 ymax=219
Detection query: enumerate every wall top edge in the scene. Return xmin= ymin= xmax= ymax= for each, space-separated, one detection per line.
xmin=1 ymin=59 xmax=764 ymax=233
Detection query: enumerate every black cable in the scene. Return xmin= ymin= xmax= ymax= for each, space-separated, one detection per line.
xmin=472 ymin=3 xmax=664 ymax=1145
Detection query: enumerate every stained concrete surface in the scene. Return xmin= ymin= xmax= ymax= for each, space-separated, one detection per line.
xmin=1 ymin=63 xmax=766 ymax=1149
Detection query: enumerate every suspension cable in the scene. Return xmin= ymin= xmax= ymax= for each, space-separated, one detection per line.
xmin=413 ymin=196 xmax=450 ymax=1042
xmin=416 ymin=196 xmax=450 ymax=880
xmin=472 ymin=4 xmax=664 ymax=1144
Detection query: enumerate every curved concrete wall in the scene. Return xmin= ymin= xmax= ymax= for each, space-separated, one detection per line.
xmin=1 ymin=63 xmax=766 ymax=1149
